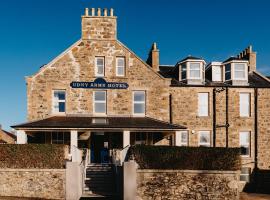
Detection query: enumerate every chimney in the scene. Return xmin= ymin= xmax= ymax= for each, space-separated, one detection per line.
xmin=238 ymin=45 xmax=257 ymax=72
xmin=81 ymin=7 xmax=117 ymax=40
xmin=146 ymin=42 xmax=160 ymax=72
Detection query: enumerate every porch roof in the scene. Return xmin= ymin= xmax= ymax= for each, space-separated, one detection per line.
xmin=11 ymin=116 xmax=186 ymax=131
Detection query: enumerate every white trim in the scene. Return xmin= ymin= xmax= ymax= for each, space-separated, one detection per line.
xmin=198 ymin=92 xmax=209 ymax=117
xmin=95 ymin=57 xmax=105 ymax=77
xmin=239 ymin=93 xmax=251 ymax=117
xmin=116 ymin=57 xmax=125 ymax=77
xmin=93 ymin=91 xmax=107 ymax=115
xmin=132 ymin=91 xmax=146 ymax=116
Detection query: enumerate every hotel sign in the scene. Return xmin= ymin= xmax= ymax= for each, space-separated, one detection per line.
xmin=70 ymin=78 xmax=129 ymax=89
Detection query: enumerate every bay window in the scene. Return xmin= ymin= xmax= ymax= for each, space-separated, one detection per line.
xmin=189 ymin=63 xmax=201 ymax=79
xmin=234 ymin=63 xmax=246 ymax=80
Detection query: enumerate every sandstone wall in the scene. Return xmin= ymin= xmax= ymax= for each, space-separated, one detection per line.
xmin=136 ymin=169 xmax=239 ymax=200
xmin=0 ymin=169 xmax=65 ymax=199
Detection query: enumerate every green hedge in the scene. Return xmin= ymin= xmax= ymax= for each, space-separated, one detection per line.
xmin=127 ymin=145 xmax=241 ymax=170
xmin=0 ymin=144 xmax=68 ymax=169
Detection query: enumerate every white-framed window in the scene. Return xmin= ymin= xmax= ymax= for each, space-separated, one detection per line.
xmin=240 ymin=167 xmax=251 ymax=182
xmin=52 ymin=90 xmax=66 ymax=113
xmin=95 ymin=57 xmax=105 ymax=77
xmin=234 ymin=63 xmax=246 ymax=80
xmin=198 ymin=131 xmax=211 ymax=147
xmin=116 ymin=57 xmax=125 ymax=76
xmin=240 ymin=131 xmax=250 ymax=156
xmin=212 ymin=66 xmax=222 ymax=82
xmin=133 ymin=91 xmax=145 ymax=115
xmin=240 ymin=93 xmax=250 ymax=117
xmin=189 ymin=63 xmax=201 ymax=79
xmin=93 ymin=91 xmax=106 ymax=115
xmin=179 ymin=131 xmax=188 ymax=146
xmin=198 ymin=93 xmax=209 ymax=116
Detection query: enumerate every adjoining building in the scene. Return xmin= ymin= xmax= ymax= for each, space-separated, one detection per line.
xmin=12 ymin=7 xmax=270 ymax=192
xmin=0 ymin=125 xmax=16 ymax=144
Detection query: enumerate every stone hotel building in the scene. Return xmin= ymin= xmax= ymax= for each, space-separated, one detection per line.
xmin=12 ymin=7 xmax=270 ymax=189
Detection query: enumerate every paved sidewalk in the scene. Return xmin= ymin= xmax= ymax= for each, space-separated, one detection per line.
xmin=241 ymin=193 xmax=270 ymax=200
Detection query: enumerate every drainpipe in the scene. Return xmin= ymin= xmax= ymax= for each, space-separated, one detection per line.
xmin=169 ymin=94 xmax=173 ymax=124
xmin=254 ymin=88 xmax=258 ymax=170
xmin=213 ymin=88 xmax=216 ymax=147
xmin=226 ymin=87 xmax=229 ymax=148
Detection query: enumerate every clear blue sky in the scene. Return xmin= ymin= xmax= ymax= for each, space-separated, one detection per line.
xmin=0 ymin=0 xmax=270 ymax=130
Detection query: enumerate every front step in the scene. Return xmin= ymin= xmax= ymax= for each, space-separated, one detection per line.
xmin=83 ymin=164 xmax=118 ymax=199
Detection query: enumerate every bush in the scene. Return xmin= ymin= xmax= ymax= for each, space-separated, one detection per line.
xmin=0 ymin=144 xmax=68 ymax=169
xmin=127 ymin=145 xmax=241 ymax=170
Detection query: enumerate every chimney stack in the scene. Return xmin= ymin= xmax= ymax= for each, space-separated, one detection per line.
xmin=82 ymin=7 xmax=117 ymax=40
xmin=146 ymin=42 xmax=160 ymax=72
xmin=238 ymin=45 xmax=257 ymax=72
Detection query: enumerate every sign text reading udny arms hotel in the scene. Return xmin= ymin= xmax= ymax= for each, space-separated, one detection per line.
xmin=70 ymin=78 xmax=129 ymax=89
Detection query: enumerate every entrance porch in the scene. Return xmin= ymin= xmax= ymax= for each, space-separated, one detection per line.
xmin=12 ymin=116 xmax=186 ymax=164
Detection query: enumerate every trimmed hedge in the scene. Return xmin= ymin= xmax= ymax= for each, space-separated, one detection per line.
xmin=127 ymin=145 xmax=241 ymax=170
xmin=0 ymin=144 xmax=68 ymax=169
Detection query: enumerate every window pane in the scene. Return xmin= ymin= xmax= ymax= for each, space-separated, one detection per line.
xmin=240 ymin=93 xmax=250 ymax=117
xmin=59 ymin=102 xmax=65 ymax=112
xmin=117 ymin=58 xmax=125 ymax=67
xmin=240 ymin=132 xmax=250 ymax=156
xmin=213 ymin=66 xmax=222 ymax=81
xmin=97 ymin=66 xmax=104 ymax=74
xmin=199 ymin=131 xmax=210 ymax=146
xmin=235 ymin=63 xmax=245 ymax=71
xmin=190 ymin=70 xmax=200 ymax=78
xmin=181 ymin=131 xmax=188 ymax=144
xmin=96 ymin=58 xmax=104 ymax=66
xmin=134 ymin=103 xmax=145 ymax=114
xmin=134 ymin=92 xmax=145 ymax=102
xmin=190 ymin=63 xmax=200 ymax=70
xmin=235 ymin=71 xmax=245 ymax=79
xmin=95 ymin=92 xmax=106 ymax=101
xmin=117 ymin=66 xmax=124 ymax=76
xmin=95 ymin=103 xmax=106 ymax=113
xmin=198 ymin=93 xmax=208 ymax=116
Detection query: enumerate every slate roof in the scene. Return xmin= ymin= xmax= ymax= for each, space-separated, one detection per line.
xmin=178 ymin=56 xmax=204 ymax=63
xmin=223 ymin=56 xmax=248 ymax=63
xmin=12 ymin=116 xmax=186 ymax=131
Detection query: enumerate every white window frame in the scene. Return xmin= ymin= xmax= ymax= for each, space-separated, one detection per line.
xmin=93 ymin=91 xmax=107 ymax=115
xmin=233 ymin=63 xmax=247 ymax=80
xmin=95 ymin=57 xmax=105 ymax=77
xmin=198 ymin=131 xmax=211 ymax=147
xmin=240 ymin=131 xmax=250 ymax=157
xmin=116 ymin=57 xmax=125 ymax=77
xmin=198 ymin=93 xmax=209 ymax=117
xmin=133 ymin=91 xmax=146 ymax=116
xmin=189 ymin=62 xmax=201 ymax=79
xmin=239 ymin=93 xmax=251 ymax=117
xmin=52 ymin=90 xmax=66 ymax=114
xmin=179 ymin=131 xmax=189 ymax=146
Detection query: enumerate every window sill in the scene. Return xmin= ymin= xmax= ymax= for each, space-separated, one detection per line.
xmin=241 ymin=155 xmax=251 ymax=159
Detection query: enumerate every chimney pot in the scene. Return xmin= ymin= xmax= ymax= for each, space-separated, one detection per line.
xmin=85 ymin=8 xmax=89 ymax=16
xmin=91 ymin=8 xmax=95 ymax=16
xmin=110 ymin=8 xmax=114 ymax=16
xmin=97 ymin=8 xmax=101 ymax=16
xmin=153 ymin=42 xmax=157 ymax=50
xmin=104 ymin=8 xmax=108 ymax=16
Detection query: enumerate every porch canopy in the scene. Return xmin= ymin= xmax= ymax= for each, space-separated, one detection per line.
xmin=12 ymin=116 xmax=185 ymax=131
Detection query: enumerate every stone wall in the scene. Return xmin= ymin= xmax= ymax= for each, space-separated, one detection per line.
xmin=0 ymin=169 xmax=65 ymax=199
xmin=136 ymin=169 xmax=239 ymax=200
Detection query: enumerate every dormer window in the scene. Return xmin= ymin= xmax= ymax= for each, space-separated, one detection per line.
xmin=179 ymin=57 xmax=205 ymax=85
xmin=223 ymin=58 xmax=248 ymax=85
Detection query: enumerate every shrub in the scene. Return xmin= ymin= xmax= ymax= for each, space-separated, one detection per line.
xmin=0 ymin=144 xmax=68 ymax=169
xmin=127 ymin=145 xmax=241 ymax=170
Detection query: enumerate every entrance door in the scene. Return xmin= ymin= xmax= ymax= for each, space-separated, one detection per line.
xmin=91 ymin=133 xmax=109 ymax=163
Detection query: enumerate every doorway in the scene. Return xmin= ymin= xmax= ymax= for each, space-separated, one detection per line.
xmin=90 ymin=133 xmax=109 ymax=163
